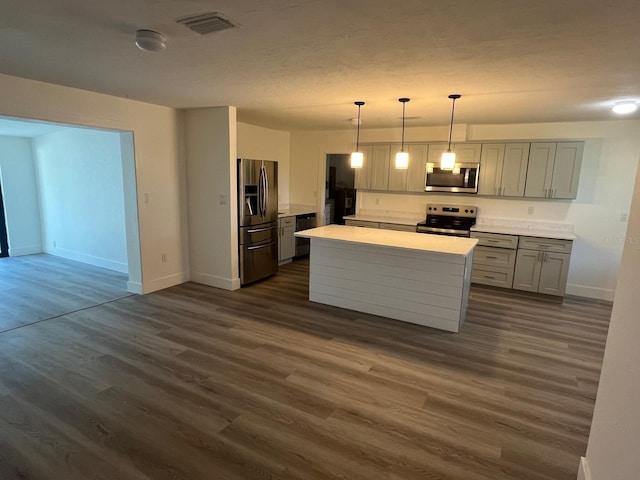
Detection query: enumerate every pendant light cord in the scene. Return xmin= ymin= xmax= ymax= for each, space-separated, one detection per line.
xmin=356 ymin=104 xmax=361 ymax=150
xmin=447 ymin=97 xmax=457 ymax=152
xmin=401 ymin=101 xmax=406 ymax=151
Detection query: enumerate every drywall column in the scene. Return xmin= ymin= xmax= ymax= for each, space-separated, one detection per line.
xmin=578 ymin=152 xmax=640 ymax=479
xmin=0 ymin=136 xmax=42 ymax=255
xmin=185 ymin=106 xmax=240 ymax=290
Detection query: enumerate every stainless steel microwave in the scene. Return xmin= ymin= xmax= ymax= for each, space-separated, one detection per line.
xmin=425 ymin=163 xmax=480 ymax=194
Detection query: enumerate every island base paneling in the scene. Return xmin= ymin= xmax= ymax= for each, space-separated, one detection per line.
xmin=307 ymin=239 xmax=472 ymax=332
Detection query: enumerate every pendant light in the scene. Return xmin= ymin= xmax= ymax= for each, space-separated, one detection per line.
xmin=441 ymin=94 xmax=461 ymax=170
xmin=395 ymin=98 xmax=410 ymax=169
xmin=350 ymin=101 xmax=365 ymax=169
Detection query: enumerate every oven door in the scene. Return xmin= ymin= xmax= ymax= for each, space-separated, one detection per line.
xmin=425 ymin=163 xmax=479 ymax=193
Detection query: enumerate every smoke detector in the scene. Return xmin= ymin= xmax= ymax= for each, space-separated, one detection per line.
xmin=135 ymin=30 xmax=166 ymax=52
xmin=176 ymin=12 xmax=240 ymax=35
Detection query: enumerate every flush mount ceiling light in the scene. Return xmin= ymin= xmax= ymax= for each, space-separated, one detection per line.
xmin=612 ymin=101 xmax=638 ymax=114
xmin=395 ymin=98 xmax=410 ymax=169
xmin=350 ymin=101 xmax=365 ymax=169
xmin=135 ymin=29 xmax=167 ymax=52
xmin=441 ymin=94 xmax=461 ymax=170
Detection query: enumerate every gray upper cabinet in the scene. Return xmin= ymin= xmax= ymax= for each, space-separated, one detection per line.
xmin=406 ymin=144 xmax=429 ymax=192
xmin=354 ymin=145 xmax=373 ymax=190
xmin=388 ymin=143 xmax=408 ymax=191
xmin=551 ymin=142 xmax=584 ymax=199
xmin=453 ymin=143 xmax=482 ymax=163
xmin=524 ymin=142 xmax=583 ymax=199
xmin=478 ymin=143 xmax=505 ymax=196
xmin=525 ymin=143 xmax=556 ymax=198
xmin=388 ymin=143 xmax=428 ymax=192
xmin=370 ymin=145 xmax=391 ymax=190
xmin=478 ymin=143 xmax=529 ymax=196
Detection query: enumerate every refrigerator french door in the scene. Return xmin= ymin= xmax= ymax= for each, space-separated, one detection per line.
xmin=238 ymin=158 xmax=278 ymax=285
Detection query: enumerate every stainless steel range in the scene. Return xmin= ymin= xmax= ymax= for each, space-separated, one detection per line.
xmin=416 ymin=204 xmax=478 ymax=237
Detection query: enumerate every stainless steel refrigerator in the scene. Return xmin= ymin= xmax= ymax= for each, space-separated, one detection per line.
xmin=238 ymin=158 xmax=278 ymax=285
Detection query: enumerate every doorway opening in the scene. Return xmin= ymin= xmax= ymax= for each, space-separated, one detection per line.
xmin=324 ymin=154 xmax=356 ymax=225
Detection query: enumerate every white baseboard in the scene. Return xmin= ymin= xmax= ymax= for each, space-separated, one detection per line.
xmin=126 ymin=281 xmax=143 ymax=294
xmin=8 ymin=245 xmax=42 ymax=256
xmin=190 ymin=271 xmax=241 ymax=291
xmin=141 ymin=271 xmax=189 ymax=294
xmin=566 ymin=283 xmax=615 ymax=302
xmin=45 ymin=246 xmax=128 ymax=273
xmin=577 ymin=457 xmax=591 ymax=480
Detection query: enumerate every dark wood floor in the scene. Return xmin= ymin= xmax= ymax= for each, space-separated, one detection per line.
xmin=0 ymin=258 xmax=611 ymax=480
xmin=0 ymin=254 xmax=131 ymax=333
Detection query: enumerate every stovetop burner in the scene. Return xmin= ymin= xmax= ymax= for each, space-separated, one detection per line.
xmin=416 ymin=203 xmax=478 ymax=237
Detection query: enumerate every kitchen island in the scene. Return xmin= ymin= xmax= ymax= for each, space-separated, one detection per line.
xmin=295 ymin=225 xmax=478 ymax=332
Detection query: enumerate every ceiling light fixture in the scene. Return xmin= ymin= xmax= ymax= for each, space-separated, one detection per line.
xmin=350 ymin=101 xmax=365 ymax=169
xmin=441 ymin=94 xmax=461 ymax=170
xmin=395 ymin=98 xmax=410 ymax=170
xmin=135 ymin=29 xmax=167 ymax=52
xmin=612 ymin=101 xmax=638 ymax=114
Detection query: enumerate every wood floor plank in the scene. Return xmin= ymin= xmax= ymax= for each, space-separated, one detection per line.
xmin=0 ymin=257 xmax=612 ymax=479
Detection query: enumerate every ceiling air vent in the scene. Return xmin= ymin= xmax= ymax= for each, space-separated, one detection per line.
xmin=176 ymin=12 xmax=239 ymax=35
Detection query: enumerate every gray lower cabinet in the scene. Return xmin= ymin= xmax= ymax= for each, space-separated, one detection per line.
xmin=345 ymin=219 xmax=416 ymax=232
xmin=278 ymin=216 xmax=296 ymax=263
xmin=513 ymin=249 xmax=571 ymax=296
xmin=470 ymin=232 xmax=518 ymax=288
xmin=472 ymin=232 xmax=572 ymax=296
xmin=512 ymin=237 xmax=572 ymax=296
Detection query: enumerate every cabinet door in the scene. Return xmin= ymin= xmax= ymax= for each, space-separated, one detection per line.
xmin=513 ymin=249 xmax=542 ymax=292
xmin=525 ymin=143 xmax=556 ymax=198
xmin=426 ymin=143 xmax=448 ymax=169
xmin=538 ymin=252 xmax=570 ymax=296
xmin=370 ymin=145 xmax=391 ymax=190
xmin=501 ymin=143 xmax=530 ymax=197
xmin=453 ymin=143 xmax=482 ymax=163
xmin=280 ymin=225 xmax=296 ymax=260
xmin=478 ymin=143 xmax=505 ymax=196
xmin=550 ymin=142 xmax=583 ymax=199
xmin=354 ymin=145 xmax=373 ymax=190
xmin=388 ymin=144 xmax=408 ymax=191
xmin=406 ymin=144 xmax=429 ymax=192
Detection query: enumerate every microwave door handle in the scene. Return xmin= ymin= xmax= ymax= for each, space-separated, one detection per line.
xmin=464 ymin=169 xmax=470 ymax=187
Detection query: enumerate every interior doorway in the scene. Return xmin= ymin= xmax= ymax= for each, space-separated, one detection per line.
xmin=0 ymin=178 xmax=8 ymax=257
xmin=325 ymin=154 xmax=356 ymax=225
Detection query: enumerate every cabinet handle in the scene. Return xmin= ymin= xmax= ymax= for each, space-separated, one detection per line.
xmin=551 ymin=189 xmax=555 ymax=198
xmin=486 ymin=256 xmax=499 ymax=259
xmin=501 ymin=186 xmax=505 ymax=196
xmin=543 ymin=252 xmax=549 ymax=263
xmin=496 ymin=187 xmax=500 ymax=196
xmin=537 ymin=251 xmax=542 ymax=262
xmin=544 ymin=188 xmax=548 ymax=198
xmin=484 ymin=275 xmax=496 ymax=279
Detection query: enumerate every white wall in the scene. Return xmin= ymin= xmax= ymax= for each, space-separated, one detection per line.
xmin=0 ymin=73 xmax=188 ymax=294
xmin=185 ymin=107 xmax=240 ymax=290
xmin=32 ymin=128 xmax=128 ymax=273
xmin=0 ymin=136 xmax=42 ymax=255
xmin=237 ymin=122 xmax=291 ymax=207
xmin=289 ymin=120 xmax=640 ymax=300
xmin=578 ymin=149 xmax=640 ymax=480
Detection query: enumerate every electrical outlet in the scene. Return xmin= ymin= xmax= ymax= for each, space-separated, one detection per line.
xmin=144 ymin=193 xmax=150 ymax=204
xmin=161 ymin=253 xmax=167 ymax=263
xmin=620 ymin=212 xmax=629 ymax=222
xmin=375 ymin=197 xmax=380 ymax=206
xmin=527 ymin=206 xmax=535 ymax=215
xmin=53 ymin=240 xmax=57 ymax=248
xmin=219 ymin=194 xmax=228 ymax=205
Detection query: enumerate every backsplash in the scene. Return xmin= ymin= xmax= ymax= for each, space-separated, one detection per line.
xmin=474 ymin=217 xmax=574 ymax=234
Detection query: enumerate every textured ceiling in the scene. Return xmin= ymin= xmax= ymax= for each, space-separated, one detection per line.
xmin=1 ymin=0 xmax=639 ymax=130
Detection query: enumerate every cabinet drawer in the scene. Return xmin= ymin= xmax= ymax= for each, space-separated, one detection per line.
xmin=471 ymin=265 xmax=514 ymax=288
xmin=345 ymin=220 xmax=380 ymax=228
xmin=279 ymin=216 xmax=295 ymax=227
xmin=473 ymin=246 xmax=516 ymax=268
xmin=379 ymin=222 xmax=416 ymax=232
xmin=518 ymin=236 xmax=573 ymax=253
xmin=470 ymin=232 xmax=519 ymax=249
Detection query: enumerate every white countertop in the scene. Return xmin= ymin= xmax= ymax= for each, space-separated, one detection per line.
xmin=295 ymin=225 xmax=478 ymax=256
xmin=343 ymin=213 xmax=423 ymax=226
xmin=278 ymin=206 xmax=316 ymax=218
xmin=471 ymin=225 xmax=576 ymax=240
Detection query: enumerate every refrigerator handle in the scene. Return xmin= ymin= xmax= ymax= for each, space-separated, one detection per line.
xmin=263 ymin=166 xmax=269 ymax=215
xmin=258 ymin=165 xmax=265 ymax=217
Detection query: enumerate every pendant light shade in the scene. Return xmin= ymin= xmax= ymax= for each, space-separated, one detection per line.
xmin=395 ymin=98 xmax=410 ymax=169
xmin=350 ymin=101 xmax=365 ymax=169
xmin=441 ymin=94 xmax=461 ymax=170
